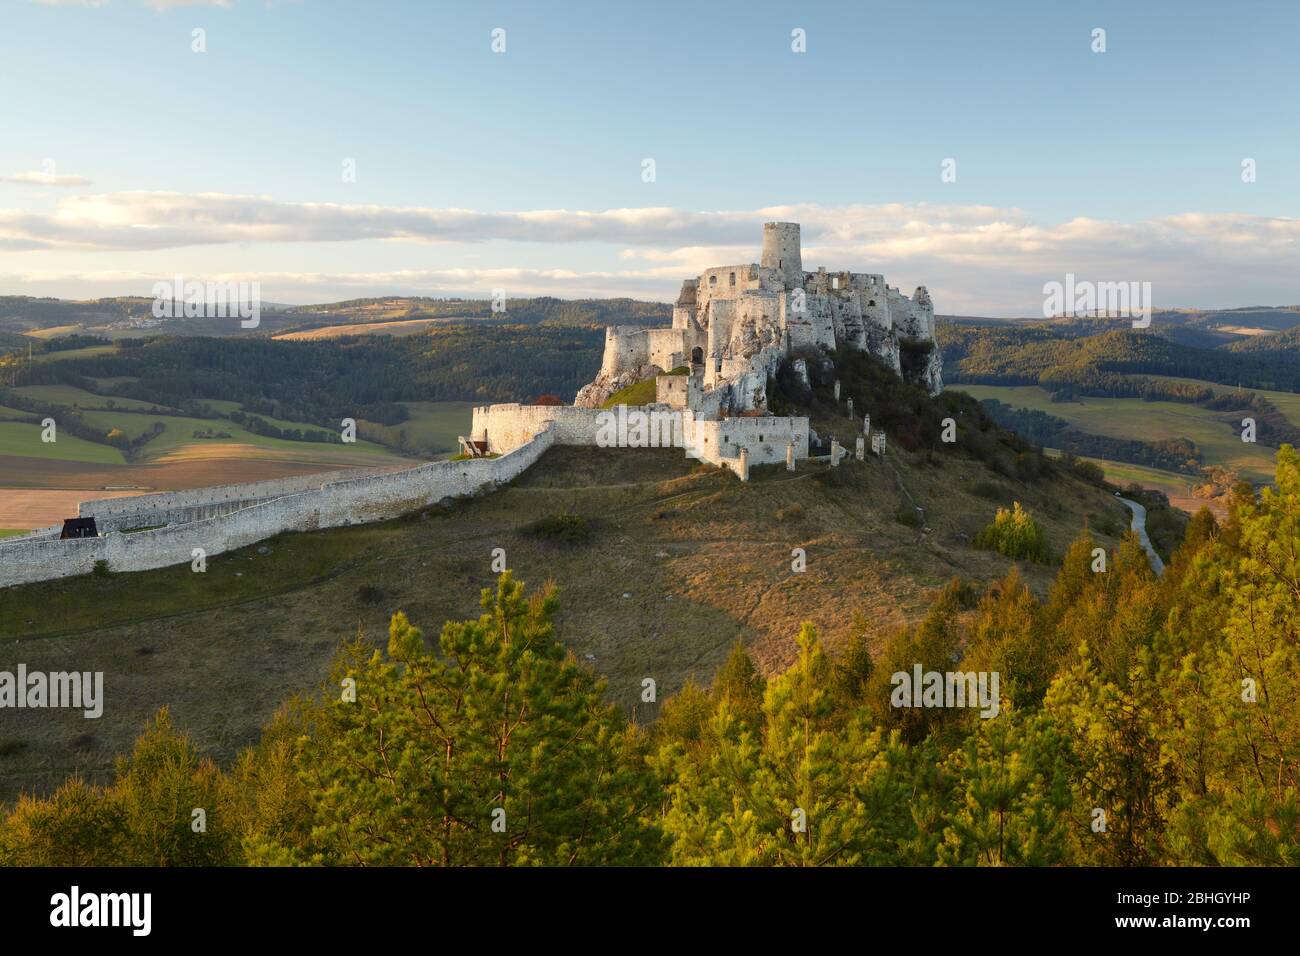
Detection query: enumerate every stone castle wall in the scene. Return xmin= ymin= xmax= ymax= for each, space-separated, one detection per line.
xmin=690 ymin=415 xmax=809 ymax=468
xmin=77 ymin=467 xmax=392 ymax=533
xmin=471 ymin=403 xmax=609 ymax=454
xmin=0 ymin=427 xmax=556 ymax=589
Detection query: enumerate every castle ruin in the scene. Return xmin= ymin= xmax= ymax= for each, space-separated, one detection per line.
xmin=469 ymin=222 xmax=943 ymax=477
xmin=574 ymin=221 xmax=943 ymax=412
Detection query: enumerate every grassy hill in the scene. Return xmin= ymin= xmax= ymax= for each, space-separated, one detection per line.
xmin=0 ymin=294 xmax=671 ymax=341
xmin=0 ymin=421 xmax=1136 ymax=803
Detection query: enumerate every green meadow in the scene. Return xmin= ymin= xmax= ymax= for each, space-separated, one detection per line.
xmin=954 ymin=383 xmax=1277 ymax=484
xmin=0 ymin=422 xmax=126 ymax=464
xmin=1146 ymin=374 xmax=1300 ymax=430
xmin=73 ymin=409 xmax=403 ymax=465
xmin=13 ymin=384 xmax=171 ymax=412
xmin=357 ymin=400 xmax=476 ymax=458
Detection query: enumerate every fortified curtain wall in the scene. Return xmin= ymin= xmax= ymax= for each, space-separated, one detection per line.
xmin=0 ymin=426 xmax=556 ymax=589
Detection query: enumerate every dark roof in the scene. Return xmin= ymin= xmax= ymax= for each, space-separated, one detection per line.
xmin=60 ymin=517 xmax=98 ymax=539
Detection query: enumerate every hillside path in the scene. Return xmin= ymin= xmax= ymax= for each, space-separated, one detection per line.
xmin=1118 ymin=496 xmax=1166 ymax=577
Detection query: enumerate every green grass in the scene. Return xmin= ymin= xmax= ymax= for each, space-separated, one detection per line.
xmin=0 ymin=422 xmax=125 ymax=464
xmin=73 ymin=409 xmax=403 ymax=464
xmin=35 ymin=345 xmax=115 ymax=363
xmin=358 ymin=401 xmax=476 ymax=458
xmin=0 ymin=529 xmax=26 ymax=539
xmin=1146 ymin=374 xmax=1300 ymax=430
xmin=602 ymin=377 xmax=659 ymax=408
xmin=0 ymin=405 xmax=34 ymax=421
xmin=955 ymin=383 xmax=1276 ymax=484
xmin=90 ymin=376 xmax=139 ymax=389
xmin=13 ymin=384 xmax=171 ymax=412
xmin=197 ymin=399 xmax=243 ymax=415
xmin=1045 ymin=448 xmax=1189 ymax=498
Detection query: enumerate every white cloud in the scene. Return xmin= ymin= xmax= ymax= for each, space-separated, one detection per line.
xmin=0 ymin=194 xmax=1296 ymax=313
xmin=0 ymin=171 xmax=92 ymax=186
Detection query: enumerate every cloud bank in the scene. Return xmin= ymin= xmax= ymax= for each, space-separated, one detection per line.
xmin=0 ymin=193 xmax=1295 ymax=313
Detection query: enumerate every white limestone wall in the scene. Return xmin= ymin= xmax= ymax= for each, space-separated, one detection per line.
xmin=0 ymin=427 xmax=556 ymax=589
xmin=656 ymin=375 xmax=689 ymax=408
xmin=471 ymin=404 xmax=607 ymax=454
xmin=599 ymin=326 xmax=651 ymax=377
xmin=78 ymin=468 xmax=379 ymax=528
xmin=645 ymin=328 xmax=689 ymax=372
xmin=687 ymin=415 xmax=810 ymax=468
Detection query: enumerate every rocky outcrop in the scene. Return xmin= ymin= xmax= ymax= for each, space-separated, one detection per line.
xmin=573 ymin=362 xmax=663 ymax=408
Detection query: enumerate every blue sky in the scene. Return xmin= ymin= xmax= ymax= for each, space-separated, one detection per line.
xmin=1 ymin=0 xmax=1297 ymax=314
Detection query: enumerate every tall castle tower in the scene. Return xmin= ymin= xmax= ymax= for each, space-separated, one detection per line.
xmin=760 ymin=221 xmax=803 ymax=289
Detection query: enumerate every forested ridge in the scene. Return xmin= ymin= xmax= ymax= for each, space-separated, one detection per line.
xmin=4 ymin=325 xmax=607 ymax=427
xmin=941 ymin=325 xmax=1300 ymax=393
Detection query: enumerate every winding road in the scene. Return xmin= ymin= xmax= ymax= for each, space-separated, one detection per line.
xmin=1117 ymin=496 xmax=1165 ymax=577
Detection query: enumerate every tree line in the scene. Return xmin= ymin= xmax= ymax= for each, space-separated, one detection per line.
xmin=8 ymin=324 xmax=609 ymax=431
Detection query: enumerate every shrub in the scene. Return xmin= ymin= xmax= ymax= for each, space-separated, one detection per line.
xmin=525 ymin=513 xmax=590 ymax=544
xmin=91 ymin=559 xmax=111 ymax=578
xmin=894 ymin=505 xmax=922 ymax=527
xmin=972 ymin=501 xmax=1051 ymax=563
xmin=775 ymin=503 xmax=804 ymax=522
xmin=970 ymin=480 xmax=1003 ymax=502
xmin=813 ymin=464 xmax=854 ymax=488
xmin=1064 ymin=454 xmax=1106 ymax=484
xmin=356 ymin=585 xmax=385 ymax=605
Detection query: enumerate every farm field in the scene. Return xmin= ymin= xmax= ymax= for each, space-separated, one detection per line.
xmin=1 ymin=369 xmax=467 ymax=530
xmin=0 ymin=405 xmax=414 ymax=528
xmin=74 ymin=409 xmax=404 ymax=466
xmin=89 ymin=376 xmax=139 ymax=389
xmin=0 ymin=453 xmax=371 ymax=494
xmin=34 ymin=345 xmax=115 ymax=363
xmin=19 ymin=325 xmax=81 ymax=340
xmin=953 ymin=383 xmax=1277 ymax=484
xmin=1045 ymin=450 xmax=1221 ymax=519
xmin=0 ymin=488 xmax=142 ymax=530
xmin=1145 ymin=374 xmax=1300 ymax=430
xmin=357 ymin=401 xmax=474 ymax=458
xmin=13 ymin=384 xmax=171 ymax=412
xmin=0 ymin=422 xmax=125 ymax=464
xmin=274 ymin=316 xmax=448 ymax=340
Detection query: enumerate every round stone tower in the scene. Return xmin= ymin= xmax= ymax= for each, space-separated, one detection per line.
xmin=760 ymin=221 xmax=803 ymax=289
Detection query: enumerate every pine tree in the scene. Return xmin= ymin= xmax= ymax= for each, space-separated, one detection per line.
xmin=1161 ymin=447 xmax=1300 ymax=864
xmin=938 ymin=703 xmax=1075 ymax=866
xmin=246 ymin=572 xmax=663 ymax=866
xmin=711 ymin=638 xmax=766 ymax=731
xmin=655 ymin=623 xmax=918 ymax=865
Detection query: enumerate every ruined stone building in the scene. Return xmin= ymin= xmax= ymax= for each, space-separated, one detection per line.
xmin=468 ymin=221 xmax=944 ymax=479
xmin=574 ymin=221 xmax=943 ymax=415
